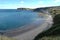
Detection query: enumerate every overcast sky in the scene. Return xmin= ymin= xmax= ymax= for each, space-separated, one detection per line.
xmin=0 ymin=0 xmax=60 ymax=9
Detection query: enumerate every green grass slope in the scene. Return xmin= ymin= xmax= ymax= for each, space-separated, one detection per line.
xmin=39 ymin=14 xmax=60 ymax=40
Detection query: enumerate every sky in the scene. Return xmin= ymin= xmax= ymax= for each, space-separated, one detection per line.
xmin=0 ymin=0 xmax=60 ymax=9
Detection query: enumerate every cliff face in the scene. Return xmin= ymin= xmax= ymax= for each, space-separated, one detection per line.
xmin=17 ymin=8 xmax=32 ymax=10
xmin=33 ymin=6 xmax=60 ymax=12
xmin=17 ymin=8 xmax=27 ymax=10
xmin=34 ymin=8 xmax=48 ymax=11
xmin=33 ymin=6 xmax=60 ymax=15
xmin=17 ymin=6 xmax=60 ymax=15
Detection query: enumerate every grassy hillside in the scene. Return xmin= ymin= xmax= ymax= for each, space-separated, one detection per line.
xmin=34 ymin=6 xmax=60 ymax=40
xmin=39 ymin=14 xmax=60 ymax=40
xmin=35 ymin=14 xmax=60 ymax=40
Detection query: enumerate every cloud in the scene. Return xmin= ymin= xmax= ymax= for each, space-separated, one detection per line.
xmin=39 ymin=1 xmax=44 ymax=4
xmin=20 ymin=1 xmax=24 ymax=4
xmin=54 ymin=0 xmax=60 ymax=3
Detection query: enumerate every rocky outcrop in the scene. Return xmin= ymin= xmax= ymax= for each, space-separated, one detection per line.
xmin=17 ymin=8 xmax=32 ymax=10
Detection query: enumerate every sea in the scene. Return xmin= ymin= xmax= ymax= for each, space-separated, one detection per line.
xmin=0 ymin=9 xmax=39 ymax=31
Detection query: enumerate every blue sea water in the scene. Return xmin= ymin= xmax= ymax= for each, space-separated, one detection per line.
xmin=0 ymin=9 xmax=39 ymax=31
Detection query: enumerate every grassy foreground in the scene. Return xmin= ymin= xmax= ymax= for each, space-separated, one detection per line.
xmin=39 ymin=14 xmax=60 ymax=40
xmin=0 ymin=35 xmax=16 ymax=40
xmin=40 ymin=36 xmax=60 ymax=40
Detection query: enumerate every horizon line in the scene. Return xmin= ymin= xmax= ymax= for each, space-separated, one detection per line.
xmin=0 ymin=5 xmax=60 ymax=9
